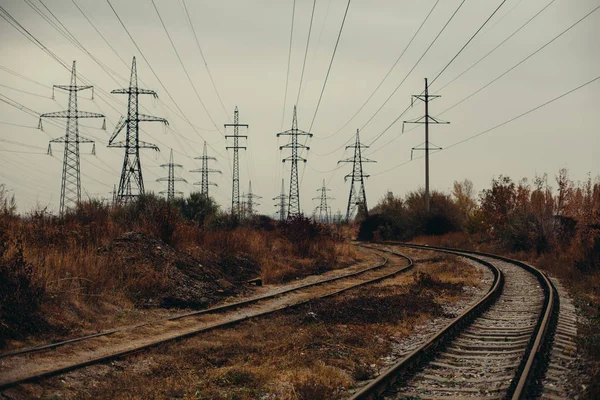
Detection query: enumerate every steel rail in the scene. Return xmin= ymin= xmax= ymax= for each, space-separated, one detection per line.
xmin=0 ymin=250 xmax=392 ymax=360
xmin=349 ymin=242 xmax=557 ymax=400
xmin=0 ymin=247 xmax=414 ymax=391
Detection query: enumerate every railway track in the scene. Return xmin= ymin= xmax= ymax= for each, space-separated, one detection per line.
xmin=0 ymin=246 xmax=413 ymax=391
xmin=350 ymin=243 xmax=559 ymax=400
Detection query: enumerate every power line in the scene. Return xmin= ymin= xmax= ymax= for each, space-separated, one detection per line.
xmin=364 ymin=0 xmax=566 ymax=157
xmin=429 ymin=0 xmax=508 ymax=87
xmin=438 ymin=3 xmax=600 ymax=117
xmin=308 ymin=0 xmax=351 ymax=132
xmin=373 ymin=74 xmax=600 ymax=177
xmin=0 ymin=64 xmax=49 ymax=89
xmin=280 ymin=0 xmax=296 ymax=130
xmin=150 ymin=0 xmax=222 ymax=134
xmin=296 ymin=0 xmax=317 ymax=107
xmin=318 ymin=0 xmax=441 ymax=140
xmin=0 ymin=83 xmax=52 ymax=99
xmin=435 ymin=0 xmax=556 ymax=92
xmin=357 ymin=0 xmax=466 ymax=134
xmin=181 ymin=0 xmax=229 ymax=120
xmin=105 ymin=0 xmax=221 ymax=157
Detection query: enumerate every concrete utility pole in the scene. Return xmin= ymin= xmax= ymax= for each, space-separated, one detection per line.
xmin=109 ymin=56 xmax=167 ymax=203
xmin=157 ymin=149 xmax=186 ymax=201
xmin=277 ymin=106 xmax=313 ymax=218
xmin=338 ymin=129 xmax=375 ymax=221
xmin=225 ymin=106 xmax=248 ymax=216
xmin=190 ymin=141 xmax=221 ymax=197
xmin=403 ymin=78 xmax=449 ymax=213
xmin=40 ymin=61 xmax=105 ymax=214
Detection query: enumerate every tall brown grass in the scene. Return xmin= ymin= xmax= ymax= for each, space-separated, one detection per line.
xmin=0 ymin=191 xmax=356 ymax=346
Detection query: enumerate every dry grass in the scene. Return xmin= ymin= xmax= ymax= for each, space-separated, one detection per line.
xmin=0 ymin=199 xmax=357 ymax=348
xmin=15 ymin=252 xmax=482 ymax=400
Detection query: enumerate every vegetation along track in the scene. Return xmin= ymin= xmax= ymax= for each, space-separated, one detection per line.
xmin=350 ymin=243 xmax=558 ymax=400
xmin=0 ymin=246 xmax=413 ymax=391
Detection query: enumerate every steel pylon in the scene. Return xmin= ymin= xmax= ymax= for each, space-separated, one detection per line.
xmin=338 ymin=129 xmax=375 ymax=221
xmin=190 ymin=141 xmax=221 ymax=197
xmin=109 ymin=56 xmax=168 ymax=203
xmin=313 ymin=179 xmax=334 ymax=223
xmin=273 ymin=178 xmax=286 ymax=221
xmin=225 ymin=106 xmax=248 ymax=216
xmin=157 ymin=149 xmax=186 ymax=201
xmin=40 ymin=60 xmax=105 ymax=215
xmin=242 ymin=181 xmax=261 ymax=218
xmin=277 ymin=106 xmax=313 ymax=218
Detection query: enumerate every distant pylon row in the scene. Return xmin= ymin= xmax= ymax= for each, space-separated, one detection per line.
xmin=34 ymin=60 xmax=394 ymax=221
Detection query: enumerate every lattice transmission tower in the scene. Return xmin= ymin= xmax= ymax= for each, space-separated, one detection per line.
xmin=273 ymin=179 xmax=286 ymax=221
xmin=190 ymin=141 xmax=221 ymax=197
xmin=39 ymin=60 xmax=105 ymax=215
xmin=109 ymin=56 xmax=168 ymax=203
xmin=225 ymin=106 xmax=248 ymax=216
xmin=338 ymin=129 xmax=375 ymax=221
xmin=157 ymin=149 xmax=186 ymax=201
xmin=242 ymin=181 xmax=261 ymax=218
xmin=403 ymin=78 xmax=449 ymax=213
xmin=313 ymin=179 xmax=334 ymax=223
xmin=277 ymin=106 xmax=313 ymax=218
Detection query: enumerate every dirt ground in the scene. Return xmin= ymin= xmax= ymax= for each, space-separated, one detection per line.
xmin=3 ymin=247 xmax=489 ymax=400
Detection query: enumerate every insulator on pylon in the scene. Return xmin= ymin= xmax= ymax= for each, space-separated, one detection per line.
xmin=101 ymin=119 xmax=106 ymax=130
xmin=38 ymin=118 xmax=43 ymax=131
xmin=52 ymin=87 xmax=55 ymax=100
xmin=47 ymin=143 xmax=52 ymax=156
xmin=91 ymin=87 xmax=94 ymax=100
xmin=91 ymin=143 xmax=96 ymax=156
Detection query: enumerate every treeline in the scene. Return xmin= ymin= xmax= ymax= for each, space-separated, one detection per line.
xmin=360 ymin=169 xmax=600 ymax=272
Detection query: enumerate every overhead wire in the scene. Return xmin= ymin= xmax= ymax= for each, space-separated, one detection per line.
xmin=298 ymin=0 xmax=352 ymax=189
xmin=356 ymin=0 xmax=467 ymax=135
xmin=364 ymin=0 xmax=561 ymax=156
xmin=308 ymin=0 xmax=352 ymax=132
xmin=150 ymin=0 xmax=223 ymax=135
xmin=181 ymin=0 xmax=230 ymax=120
xmin=295 ymin=0 xmax=317 ymax=107
xmin=317 ymin=0 xmax=441 ymax=141
xmin=280 ymin=0 xmax=296 ymax=130
xmin=437 ymin=3 xmax=600 ymax=117
xmin=372 ymin=74 xmax=600 ymax=177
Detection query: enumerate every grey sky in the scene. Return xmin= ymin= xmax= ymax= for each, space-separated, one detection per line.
xmin=0 ymin=0 xmax=598 ymax=216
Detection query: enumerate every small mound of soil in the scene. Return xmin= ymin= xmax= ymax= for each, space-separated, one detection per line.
xmin=98 ymin=232 xmax=237 ymax=309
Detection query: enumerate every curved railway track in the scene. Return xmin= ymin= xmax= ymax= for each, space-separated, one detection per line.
xmin=0 ymin=246 xmax=413 ymax=391
xmin=350 ymin=243 xmax=558 ymax=400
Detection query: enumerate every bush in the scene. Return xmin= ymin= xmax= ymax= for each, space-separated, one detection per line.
xmin=0 ymin=237 xmax=45 ymax=345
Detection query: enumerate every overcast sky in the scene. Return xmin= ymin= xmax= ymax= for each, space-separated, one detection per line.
xmin=1 ymin=0 xmax=598 ymax=216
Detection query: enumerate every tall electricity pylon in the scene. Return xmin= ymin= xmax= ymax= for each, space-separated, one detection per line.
xmin=277 ymin=106 xmax=313 ymax=218
xmin=313 ymin=179 xmax=334 ymax=223
xmin=273 ymin=178 xmax=286 ymax=221
xmin=338 ymin=129 xmax=375 ymax=221
xmin=403 ymin=78 xmax=449 ymax=213
xmin=109 ymin=56 xmax=168 ymax=203
xmin=157 ymin=149 xmax=186 ymax=201
xmin=225 ymin=106 xmax=248 ymax=216
xmin=40 ymin=60 xmax=105 ymax=215
xmin=242 ymin=181 xmax=261 ymax=218
xmin=190 ymin=141 xmax=221 ymax=197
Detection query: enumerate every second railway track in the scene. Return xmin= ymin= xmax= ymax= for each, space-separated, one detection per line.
xmin=350 ymin=243 xmax=558 ymax=400
xmin=0 ymin=246 xmax=413 ymax=391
